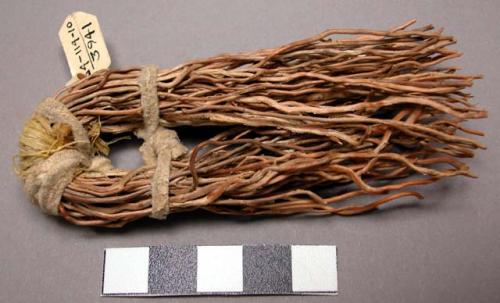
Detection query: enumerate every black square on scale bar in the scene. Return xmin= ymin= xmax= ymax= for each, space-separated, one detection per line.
xmin=243 ymin=244 xmax=292 ymax=294
xmin=148 ymin=245 xmax=197 ymax=295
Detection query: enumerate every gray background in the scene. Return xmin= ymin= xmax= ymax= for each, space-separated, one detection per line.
xmin=1 ymin=1 xmax=499 ymax=302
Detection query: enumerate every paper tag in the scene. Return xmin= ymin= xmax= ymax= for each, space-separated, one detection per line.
xmin=58 ymin=11 xmax=111 ymax=80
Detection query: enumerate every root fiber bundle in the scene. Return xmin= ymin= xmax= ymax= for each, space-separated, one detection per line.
xmin=16 ymin=20 xmax=486 ymax=227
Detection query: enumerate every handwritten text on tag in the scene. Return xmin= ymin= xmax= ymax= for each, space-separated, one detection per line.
xmin=58 ymin=11 xmax=111 ymax=79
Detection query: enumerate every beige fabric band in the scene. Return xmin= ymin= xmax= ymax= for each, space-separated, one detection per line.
xmin=136 ymin=65 xmax=188 ymax=219
xmin=24 ymin=98 xmax=91 ymax=215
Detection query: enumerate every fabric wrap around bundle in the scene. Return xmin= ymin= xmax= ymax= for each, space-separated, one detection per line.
xmin=22 ymin=65 xmax=187 ymax=219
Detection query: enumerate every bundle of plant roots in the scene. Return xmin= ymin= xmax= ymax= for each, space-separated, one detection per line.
xmin=16 ymin=20 xmax=486 ymax=227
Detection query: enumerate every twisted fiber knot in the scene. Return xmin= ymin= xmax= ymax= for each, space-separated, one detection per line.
xmin=23 ymin=65 xmax=187 ymax=218
xmin=23 ymin=97 xmax=92 ymax=215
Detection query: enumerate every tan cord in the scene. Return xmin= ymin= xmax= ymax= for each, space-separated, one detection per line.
xmin=136 ymin=65 xmax=188 ymax=219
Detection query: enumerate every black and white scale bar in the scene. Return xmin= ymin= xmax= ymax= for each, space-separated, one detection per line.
xmin=102 ymin=244 xmax=337 ymax=296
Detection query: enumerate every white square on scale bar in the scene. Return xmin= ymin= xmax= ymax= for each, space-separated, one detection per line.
xmin=291 ymin=245 xmax=338 ymax=293
xmin=197 ymin=245 xmax=243 ymax=292
xmin=102 ymin=247 xmax=150 ymax=294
